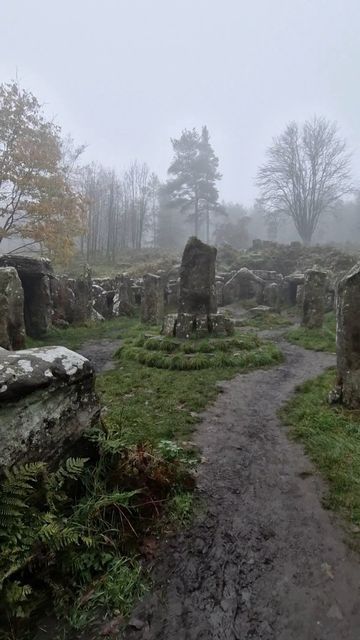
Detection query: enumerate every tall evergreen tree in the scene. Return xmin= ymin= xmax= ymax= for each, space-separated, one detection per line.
xmin=164 ymin=126 xmax=222 ymax=238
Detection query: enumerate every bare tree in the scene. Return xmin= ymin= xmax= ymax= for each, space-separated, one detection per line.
xmin=257 ymin=116 xmax=352 ymax=244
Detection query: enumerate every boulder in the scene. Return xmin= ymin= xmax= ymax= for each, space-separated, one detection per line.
xmin=301 ymin=269 xmax=327 ymax=328
xmin=0 ymin=346 xmax=100 ymax=470
xmin=72 ymin=269 xmax=93 ymax=324
xmin=51 ymin=276 xmax=76 ymax=325
xmin=335 ymin=263 xmax=360 ymax=408
xmin=0 ymin=267 xmax=25 ymax=350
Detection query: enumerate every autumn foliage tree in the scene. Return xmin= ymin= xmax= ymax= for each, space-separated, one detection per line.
xmin=0 ymin=82 xmax=85 ymax=262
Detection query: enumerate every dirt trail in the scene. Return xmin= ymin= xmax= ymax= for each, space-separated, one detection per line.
xmin=125 ymin=342 xmax=360 ymax=640
xmin=78 ymin=339 xmax=122 ymax=373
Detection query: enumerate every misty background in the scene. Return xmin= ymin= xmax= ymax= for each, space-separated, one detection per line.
xmin=0 ymin=0 xmax=360 ymax=252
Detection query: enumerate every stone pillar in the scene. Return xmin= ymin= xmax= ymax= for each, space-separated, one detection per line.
xmin=72 ymin=267 xmax=93 ymax=324
xmin=301 ymin=269 xmax=327 ymax=328
xmin=0 ymin=267 xmax=25 ymax=350
xmin=336 ymin=263 xmax=360 ymax=408
xmin=141 ymin=273 xmax=164 ymax=324
xmin=178 ymin=237 xmax=217 ymax=315
xmin=0 ymin=256 xmax=53 ymax=338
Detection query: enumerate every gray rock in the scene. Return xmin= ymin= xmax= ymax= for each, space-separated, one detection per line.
xmin=0 ymin=346 xmax=99 ymax=470
xmin=0 ymin=255 xmax=53 ymax=338
xmin=336 ymin=263 xmax=360 ymax=408
xmin=301 ymin=269 xmax=327 ymax=329
xmin=223 ymin=268 xmax=265 ymax=305
xmin=141 ymin=273 xmax=164 ymax=324
xmin=179 ymin=237 xmax=217 ymax=315
xmin=0 ymin=267 xmax=25 ymax=350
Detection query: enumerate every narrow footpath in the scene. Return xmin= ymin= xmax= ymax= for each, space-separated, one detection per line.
xmin=124 ymin=343 xmax=360 ymax=640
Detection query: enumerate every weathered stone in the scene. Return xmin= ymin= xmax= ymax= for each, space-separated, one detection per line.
xmin=223 ymin=268 xmax=265 ymax=305
xmin=141 ymin=273 xmax=164 ymax=324
xmin=0 ymin=267 xmax=25 ymax=350
xmin=248 ymin=305 xmax=272 ymax=317
xmin=301 ymin=269 xmax=327 ymax=328
xmin=0 ymin=255 xmax=53 ymax=337
xmin=209 ymin=314 xmax=235 ymax=337
xmin=215 ymin=279 xmax=224 ymax=306
xmin=72 ymin=268 xmax=93 ymax=324
xmin=335 ymin=263 xmax=360 ymax=408
xmin=92 ymin=284 xmax=115 ymax=319
xmin=263 ymin=282 xmax=281 ymax=312
xmin=51 ymin=276 xmax=76 ymax=325
xmin=179 ymin=237 xmax=217 ymax=315
xmin=173 ymin=313 xmax=195 ymax=339
xmin=284 ymin=272 xmax=305 ymax=306
xmin=162 ymin=313 xmax=178 ymax=337
xmin=0 ymin=346 xmax=99 ymax=470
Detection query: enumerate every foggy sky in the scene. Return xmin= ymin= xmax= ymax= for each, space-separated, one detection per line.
xmin=0 ymin=0 xmax=359 ymax=205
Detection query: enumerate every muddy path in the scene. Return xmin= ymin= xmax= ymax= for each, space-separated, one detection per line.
xmin=124 ymin=342 xmax=360 ymax=640
xmin=77 ymin=338 xmax=122 ymax=373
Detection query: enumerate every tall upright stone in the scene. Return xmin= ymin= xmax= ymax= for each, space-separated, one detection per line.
xmin=72 ymin=267 xmax=93 ymax=324
xmin=0 ymin=267 xmax=25 ymax=350
xmin=336 ymin=263 xmax=360 ymax=408
xmin=301 ymin=269 xmax=327 ymax=328
xmin=162 ymin=237 xmax=234 ymax=338
xmin=0 ymin=256 xmax=53 ymax=338
xmin=179 ymin=237 xmax=217 ymax=315
xmin=141 ymin=273 xmax=164 ymax=324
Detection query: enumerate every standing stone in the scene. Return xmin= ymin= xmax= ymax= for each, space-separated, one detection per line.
xmin=72 ymin=267 xmax=93 ymax=324
xmin=0 ymin=256 xmax=53 ymax=338
xmin=301 ymin=269 xmax=327 ymax=328
xmin=178 ymin=237 xmax=217 ymax=315
xmin=335 ymin=263 xmax=360 ymax=408
xmin=141 ymin=273 xmax=164 ymax=324
xmin=51 ymin=276 xmax=76 ymax=326
xmin=0 ymin=267 xmax=25 ymax=350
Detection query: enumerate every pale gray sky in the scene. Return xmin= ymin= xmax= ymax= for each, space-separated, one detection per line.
xmin=0 ymin=0 xmax=359 ymax=205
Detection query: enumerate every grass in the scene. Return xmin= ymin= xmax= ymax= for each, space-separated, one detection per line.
xmin=25 ymin=317 xmax=139 ymax=351
xmin=242 ymin=312 xmax=294 ymax=331
xmin=286 ymin=312 xmax=336 ymax=352
xmin=117 ymin=332 xmax=282 ymax=372
xmin=282 ymin=369 xmax=360 ymax=533
xmin=6 ymin=318 xmax=282 ymax=637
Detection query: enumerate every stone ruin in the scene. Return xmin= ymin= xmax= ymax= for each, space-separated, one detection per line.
xmin=162 ymin=237 xmax=234 ymax=338
xmin=0 ymin=255 xmax=53 ymax=338
xmin=141 ymin=273 xmax=165 ymax=325
xmin=334 ymin=263 xmax=360 ymax=409
xmin=301 ymin=269 xmax=327 ymax=329
xmin=0 ymin=267 xmax=25 ymax=350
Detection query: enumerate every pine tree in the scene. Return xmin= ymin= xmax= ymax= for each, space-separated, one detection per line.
xmin=164 ymin=126 xmax=222 ymax=239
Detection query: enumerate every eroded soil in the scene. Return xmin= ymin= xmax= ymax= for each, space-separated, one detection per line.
xmin=124 ymin=343 xmax=360 ymax=640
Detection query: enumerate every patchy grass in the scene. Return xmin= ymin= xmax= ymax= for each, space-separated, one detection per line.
xmin=286 ymin=312 xmax=336 ymax=352
xmin=241 ymin=312 xmax=294 ymax=331
xmin=281 ymin=369 xmax=360 ymax=533
xmin=25 ymin=317 xmax=140 ymax=351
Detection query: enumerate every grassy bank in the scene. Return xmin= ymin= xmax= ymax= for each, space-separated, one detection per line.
xmin=281 ymin=369 xmax=360 ymax=532
xmin=285 ymin=312 xmax=336 ymax=352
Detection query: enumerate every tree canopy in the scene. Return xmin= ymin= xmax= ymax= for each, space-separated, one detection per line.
xmin=164 ymin=126 xmax=222 ymax=239
xmin=257 ymin=116 xmax=352 ymax=245
xmin=0 ymin=82 xmax=85 ymax=261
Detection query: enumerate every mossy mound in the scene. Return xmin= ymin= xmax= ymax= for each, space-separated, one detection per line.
xmin=117 ymin=333 xmax=282 ymax=371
